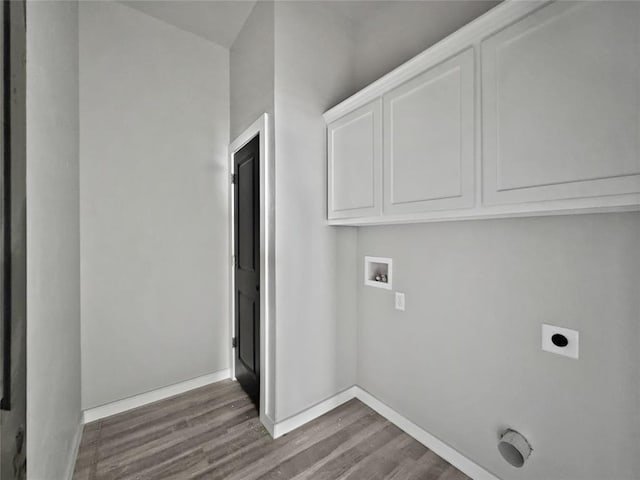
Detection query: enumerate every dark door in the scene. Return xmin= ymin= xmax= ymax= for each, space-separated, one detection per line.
xmin=1 ymin=2 xmax=27 ymax=478
xmin=234 ymin=136 xmax=260 ymax=407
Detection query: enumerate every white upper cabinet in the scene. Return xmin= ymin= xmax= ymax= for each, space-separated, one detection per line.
xmin=383 ymin=48 xmax=475 ymax=214
xmin=327 ymin=99 xmax=382 ymax=220
xmin=324 ymin=0 xmax=640 ymax=225
xmin=481 ymin=1 xmax=640 ymax=206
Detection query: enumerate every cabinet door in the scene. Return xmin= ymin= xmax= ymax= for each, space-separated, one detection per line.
xmin=482 ymin=1 xmax=640 ymax=206
xmin=383 ymin=48 xmax=475 ymax=215
xmin=327 ymin=99 xmax=382 ymax=220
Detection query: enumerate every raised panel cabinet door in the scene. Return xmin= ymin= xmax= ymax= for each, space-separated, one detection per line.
xmin=383 ymin=48 xmax=475 ymax=215
xmin=482 ymin=1 xmax=640 ymax=206
xmin=327 ymin=99 xmax=382 ymax=220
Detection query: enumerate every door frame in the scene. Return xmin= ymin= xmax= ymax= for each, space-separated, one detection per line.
xmin=228 ymin=113 xmax=275 ymax=435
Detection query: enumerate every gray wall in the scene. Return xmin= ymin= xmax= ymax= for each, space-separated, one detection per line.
xmin=230 ymin=1 xmax=359 ymax=423
xmin=25 ymin=1 xmax=82 ymax=478
xmin=79 ymin=1 xmax=230 ymax=409
xmin=351 ymin=4 xmax=640 ymax=478
xmin=230 ymin=1 xmax=274 ymax=143
xmin=357 ymin=213 xmax=640 ymax=479
xmin=230 ymin=0 xmax=278 ymax=421
xmin=273 ymin=1 xmax=358 ymax=421
xmin=230 ymin=0 xmax=501 ymax=426
xmin=352 ymin=1 xmax=498 ymax=91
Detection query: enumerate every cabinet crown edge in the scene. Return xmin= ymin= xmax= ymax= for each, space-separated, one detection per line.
xmin=323 ymin=0 xmax=547 ymax=124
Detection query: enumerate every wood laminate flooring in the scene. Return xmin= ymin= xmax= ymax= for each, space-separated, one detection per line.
xmin=73 ymin=380 xmax=470 ymax=480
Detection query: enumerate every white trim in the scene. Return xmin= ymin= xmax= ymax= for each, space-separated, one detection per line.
xmin=79 ymin=376 xmax=497 ymax=479
xmin=272 ymin=387 xmax=358 ymax=439
xmin=261 ymin=411 xmax=275 ymax=438
xmin=64 ymin=416 xmax=83 ymax=480
xmin=323 ymin=1 xmax=547 ymax=124
xmin=353 ymin=387 xmax=500 ymax=480
xmin=267 ymin=385 xmax=498 ymax=479
xmin=228 ymin=113 xmax=276 ymax=434
xmin=82 ymin=369 xmax=230 ymax=424
xmin=328 ymin=201 xmax=640 ymax=226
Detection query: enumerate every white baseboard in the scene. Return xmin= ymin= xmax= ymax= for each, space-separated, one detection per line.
xmin=80 ymin=374 xmax=497 ymax=480
xmin=64 ymin=415 xmax=84 ymax=480
xmin=82 ymin=369 xmax=231 ymax=424
xmin=269 ymin=385 xmax=498 ymax=480
xmin=260 ymin=411 xmax=276 ymax=438
xmin=272 ymin=386 xmax=358 ymax=439
xmin=353 ymin=387 xmax=500 ymax=480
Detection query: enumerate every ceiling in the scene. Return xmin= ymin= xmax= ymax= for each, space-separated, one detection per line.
xmin=122 ymin=0 xmax=386 ymax=49
xmin=122 ymin=0 xmax=258 ymax=49
xmin=326 ymin=0 xmax=406 ymax=24
xmin=121 ymin=1 xmax=498 ymax=50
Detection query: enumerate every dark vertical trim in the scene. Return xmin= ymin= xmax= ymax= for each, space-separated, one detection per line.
xmin=1 ymin=0 xmax=12 ymax=411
